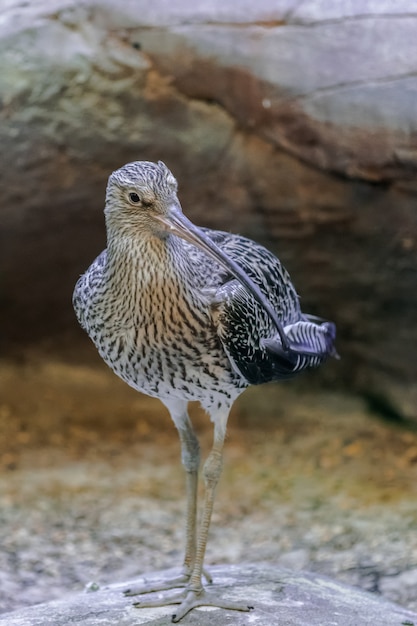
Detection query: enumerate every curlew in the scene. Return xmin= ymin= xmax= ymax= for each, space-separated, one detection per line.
xmin=73 ymin=160 xmax=337 ymax=621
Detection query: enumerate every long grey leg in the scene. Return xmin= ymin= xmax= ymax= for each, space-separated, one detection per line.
xmin=165 ymin=398 xmax=201 ymax=576
xmin=168 ymin=407 xmax=251 ymax=622
xmin=188 ymin=408 xmax=226 ymax=591
xmin=131 ymin=403 xmax=252 ymax=622
xmin=125 ymin=398 xmax=202 ymax=596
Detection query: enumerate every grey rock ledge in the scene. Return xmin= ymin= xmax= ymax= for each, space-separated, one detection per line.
xmin=1 ymin=564 xmax=417 ymax=626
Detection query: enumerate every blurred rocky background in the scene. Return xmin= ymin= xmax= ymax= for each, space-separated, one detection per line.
xmin=1 ymin=0 xmax=417 ymax=621
xmin=1 ymin=0 xmax=416 ymax=417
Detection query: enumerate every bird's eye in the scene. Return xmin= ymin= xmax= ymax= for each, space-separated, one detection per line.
xmin=129 ymin=192 xmax=140 ymax=204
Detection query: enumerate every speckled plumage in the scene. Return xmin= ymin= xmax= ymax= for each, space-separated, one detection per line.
xmin=73 ymin=172 xmax=335 ymax=403
xmin=73 ymin=160 xmax=337 ymax=621
xmin=73 ymin=234 xmax=246 ymax=411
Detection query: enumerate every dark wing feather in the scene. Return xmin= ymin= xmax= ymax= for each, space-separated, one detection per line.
xmin=204 ymin=229 xmax=337 ymax=385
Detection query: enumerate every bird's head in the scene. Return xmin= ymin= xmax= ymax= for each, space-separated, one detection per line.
xmin=105 ymin=160 xmax=181 ymax=237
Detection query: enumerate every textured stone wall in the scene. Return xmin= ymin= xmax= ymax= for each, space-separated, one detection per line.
xmin=1 ymin=1 xmax=416 ymax=418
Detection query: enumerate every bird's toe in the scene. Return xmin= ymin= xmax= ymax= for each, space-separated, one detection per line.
xmin=171 ymin=588 xmax=254 ymax=622
xmin=124 ymin=573 xmax=189 ymax=597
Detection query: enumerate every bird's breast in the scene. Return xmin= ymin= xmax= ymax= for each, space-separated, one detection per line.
xmin=93 ymin=277 xmax=241 ymax=401
xmin=75 ymin=244 xmax=245 ymax=403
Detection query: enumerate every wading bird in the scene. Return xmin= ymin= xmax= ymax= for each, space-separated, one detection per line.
xmin=73 ymin=160 xmax=336 ymax=622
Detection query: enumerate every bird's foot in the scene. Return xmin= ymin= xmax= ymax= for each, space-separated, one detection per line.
xmin=124 ymin=568 xmax=212 ymax=597
xmin=132 ymin=586 xmax=254 ymax=623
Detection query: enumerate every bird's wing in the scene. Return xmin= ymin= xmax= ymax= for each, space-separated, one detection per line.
xmin=202 ymin=229 xmax=336 ymax=384
xmin=73 ymin=249 xmax=107 ymax=333
xmin=201 ymin=228 xmax=301 ymax=321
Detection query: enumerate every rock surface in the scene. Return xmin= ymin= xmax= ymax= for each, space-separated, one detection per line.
xmin=2 ymin=564 xmax=417 ymax=626
xmin=1 ymin=0 xmax=416 ymax=417
xmin=1 ymin=361 xmax=417 ymax=616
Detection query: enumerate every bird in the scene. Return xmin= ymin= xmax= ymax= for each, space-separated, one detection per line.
xmin=73 ymin=160 xmax=337 ymax=622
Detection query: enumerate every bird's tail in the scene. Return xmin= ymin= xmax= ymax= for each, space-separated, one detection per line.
xmin=285 ymin=319 xmax=338 ymax=358
xmin=261 ymin=318 xmax=338 ymax=374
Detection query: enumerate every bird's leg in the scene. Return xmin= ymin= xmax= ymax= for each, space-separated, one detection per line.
xmin=187 ymin=415 xmax=224 ymax=591
xmin=134 ymin=408 xmax=253 ymax=622
xmin=170 ymin=410 xmax=253 ymax=621
xmin=170 ymin=399 xmax=211 ymax=581
xmin=125 ymin=399 xmax=207 ymax=597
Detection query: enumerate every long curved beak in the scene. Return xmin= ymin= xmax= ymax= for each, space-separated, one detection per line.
xmin=155 ymin=206 xmax=291 ymax=353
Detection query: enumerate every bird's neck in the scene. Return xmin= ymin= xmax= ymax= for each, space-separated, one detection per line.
xmin=105 ymin=230 xmax=193 ymax=295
